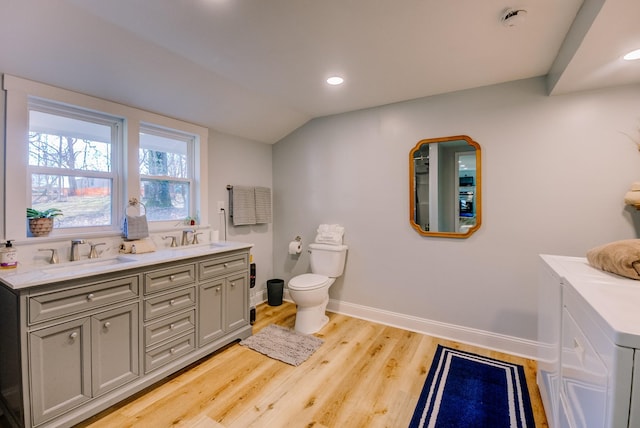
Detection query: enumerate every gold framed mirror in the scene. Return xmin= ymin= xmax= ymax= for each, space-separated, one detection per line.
xmin=409 ymin=135 xmax=481 ymax=238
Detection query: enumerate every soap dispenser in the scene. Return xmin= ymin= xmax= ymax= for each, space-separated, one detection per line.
xmin=0 ymin=240 xmax=18 ymax=269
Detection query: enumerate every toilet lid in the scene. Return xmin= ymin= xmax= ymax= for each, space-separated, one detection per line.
xmin=289 ymin=274 xmax=329 ymax=291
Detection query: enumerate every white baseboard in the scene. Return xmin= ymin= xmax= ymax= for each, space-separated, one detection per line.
xmin=259 ymin=290 xmax=539 ymax=360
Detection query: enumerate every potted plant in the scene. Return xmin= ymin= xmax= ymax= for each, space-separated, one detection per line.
xmin=26 ymin=208 xmax=63 ymax=237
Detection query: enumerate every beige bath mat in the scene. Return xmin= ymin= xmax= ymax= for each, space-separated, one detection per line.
xmin=239 ymin=324 xmax=323 ymax=366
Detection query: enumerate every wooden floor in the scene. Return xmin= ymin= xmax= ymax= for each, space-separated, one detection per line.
xmin=77 ymin=302 xmax=548 ymax=427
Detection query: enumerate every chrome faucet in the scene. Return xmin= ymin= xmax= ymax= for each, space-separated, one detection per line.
xmin=192 ymin=232 xmax=203 ymax=245
xmin=181 ymin=229 xmax=195 ymax=246
xmin=70 ymin=239 xmax=86 ymax=261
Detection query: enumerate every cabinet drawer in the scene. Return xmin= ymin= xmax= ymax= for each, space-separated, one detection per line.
xmin=199 ymin=253 xmax=248 ymax=280
xmin=144 ymin=264 xmax=195 ymax=294
xmin=145 ymin=332 xmax=195 ymax=373
xmin=29 ymin=276 xmax=139 ymax=324
xmin=145 ymin=310 xmax=195 ymax=348
xmin=144 ymin=287 xmax=196 ymax=321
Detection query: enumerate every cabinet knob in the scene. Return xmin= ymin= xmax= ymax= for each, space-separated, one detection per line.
xmin=86 ymin=293 xmax=95 ymax=301
xmin=230 ymin=282 xmax=235 ymax=287
xmin=170 ymin=347 xmax=176 ymax=354
xmin=69 ymin=332 xmax=78 ymax=340
xmin=170 ymin=323 xmax=175 ymax=330
xmin=104 ymin=322 xmax=111 ymax=329
xmin=224 ymin=263 xmax=228 ymax=268
xmin=169 ymin=275 xmax=175 ymax=281
xmin=169 ymin=299 xmax=176 ymax=306
xmin=215 ymin=287 xmax=221 ymax=293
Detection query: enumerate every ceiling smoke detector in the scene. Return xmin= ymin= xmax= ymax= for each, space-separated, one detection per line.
xmin=501 ymin=8 xmax=528 ymax=27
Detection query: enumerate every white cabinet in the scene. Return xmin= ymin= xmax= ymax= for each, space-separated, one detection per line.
xmin=538 ymin=255 xmax=640 ymax=428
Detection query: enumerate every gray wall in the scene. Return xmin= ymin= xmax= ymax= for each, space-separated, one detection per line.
xmin=207 ymin=130 xmax=274 ymax=306
xmin=272 ymin=77 xmax=640 ymax=349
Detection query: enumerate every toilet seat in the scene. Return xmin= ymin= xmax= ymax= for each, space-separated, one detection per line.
xmin=289 ymin=273 xmax=330 ymax=291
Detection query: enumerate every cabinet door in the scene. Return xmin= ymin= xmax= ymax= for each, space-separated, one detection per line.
xmin=226 ymin=272 xmax=248 ymax=332
xmin=198 ymin=279 xmax=224 ymax=346
xmin=91 ymin=303 xmax=140 ymax=396
xmin=29 ymin=318 xmax=91 ymax=426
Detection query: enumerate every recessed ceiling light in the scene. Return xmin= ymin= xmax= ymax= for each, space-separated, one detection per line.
xmin=326 ymin=76 xmax=344 ymax=85
xmin=623 ymin=49 xmax=640 ymax=61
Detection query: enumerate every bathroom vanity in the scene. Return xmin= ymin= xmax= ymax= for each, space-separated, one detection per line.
xmin=0 ymin=242 xmax=252 ymax=428
xmin=538 ymin=255 xmax=640 ymax=428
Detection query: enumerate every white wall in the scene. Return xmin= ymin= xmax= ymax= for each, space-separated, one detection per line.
xmin=207 ymin=130 xmax=274 ymax=306
xmin=272 ymin=77 xmax=640 ymax=356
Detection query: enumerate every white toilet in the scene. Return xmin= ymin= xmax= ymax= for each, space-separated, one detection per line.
xmin=288 ymin=242 xmax=348 ymax=334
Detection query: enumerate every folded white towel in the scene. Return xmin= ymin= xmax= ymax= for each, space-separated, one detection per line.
xmin=315 ymin=234 xmax=343 ymax=245
xmin=317 ymin=224 xmax=344 ymax=234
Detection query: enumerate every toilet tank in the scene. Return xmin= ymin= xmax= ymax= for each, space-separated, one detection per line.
xmin=309 ymin=243 xmax=348 ymax=277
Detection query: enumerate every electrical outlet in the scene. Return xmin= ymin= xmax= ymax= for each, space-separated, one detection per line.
xmin=217 ymin=201 xmax=225 ymax=212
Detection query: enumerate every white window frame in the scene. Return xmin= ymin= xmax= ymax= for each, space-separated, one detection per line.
xmin=139 ymin=123 xmax=196 ymax=222
xmin=3 ymin=75 xmax=209 ymax=241
xmin=28 ymin=98 xmax=123 ymax=234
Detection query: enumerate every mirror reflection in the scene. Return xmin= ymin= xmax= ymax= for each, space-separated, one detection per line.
xmin=409 ymin=135 xmax=481 ymax=238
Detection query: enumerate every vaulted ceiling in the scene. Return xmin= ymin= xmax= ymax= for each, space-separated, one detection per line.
xmin=2 ymin=0 xmax=639 ymax=143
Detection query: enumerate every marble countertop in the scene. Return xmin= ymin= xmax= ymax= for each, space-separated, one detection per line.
xmin=0 ymin=241 xmax=253 ymax=290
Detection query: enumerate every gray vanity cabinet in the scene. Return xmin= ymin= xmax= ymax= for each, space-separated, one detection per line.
xmin=29 ymin=318 xmax=91 ymax=426
xmin=225 ymin=271 xmax=249 ymax=332
xmin=29 ymin=300 xmax=139 ymax=426
xmin=0 ymin=246 xmax=252 ymax=428
xmin=198 ymin=253 xmax=249 ymax=347
xmin=198 ymin=278 xmax=224 ymax=345
xmin=143 ymin=262 xmax=197 ymax=373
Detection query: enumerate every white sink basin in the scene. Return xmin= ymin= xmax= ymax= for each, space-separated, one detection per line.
xmin=43 ymin=256 xmax=137 ymax=275
xmin=169 ymin=242 xmax=229 ymax=256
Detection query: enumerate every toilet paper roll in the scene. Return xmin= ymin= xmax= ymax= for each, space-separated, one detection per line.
xmin=288 ymin=241 xmax=302 ymax=255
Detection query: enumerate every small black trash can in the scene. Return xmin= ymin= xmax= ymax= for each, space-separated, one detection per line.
xmin=267 ymin=279 xmax=284 ymax=306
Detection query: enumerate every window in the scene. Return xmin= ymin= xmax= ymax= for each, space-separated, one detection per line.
xmin=3 ymin=74 xmax=209 ymax=240
xmin=28 ymin=102 xmax=121 ymax=230
xmin=139 ymin=125 xmax=195 ymax=222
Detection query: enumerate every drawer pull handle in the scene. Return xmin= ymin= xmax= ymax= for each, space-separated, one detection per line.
xmin=169 ymin=275 xmax=175 ymax=281
xmin=69 ymin=332 xmax=78 ymax=340
xmin=170 ymin=323 xmax=175 ymax=330
xmin=170 ymin=347 xmax=176 ymax=354
xmin=86 ymin=293 xmax=95 ymax=301
xmin=169 ymin=299 xmax=176 ymax=306
xmin=224 ymin=263 xmax=228 ymax=268
xmin=104 ymin=322 xmax=111 ymax=329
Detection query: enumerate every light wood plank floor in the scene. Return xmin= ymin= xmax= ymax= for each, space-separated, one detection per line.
xmin=77 ymin=302 xmax=548 ymax=427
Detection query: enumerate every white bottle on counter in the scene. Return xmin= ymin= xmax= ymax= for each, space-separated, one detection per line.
xmin=0 ymin=240 xmax=18 ymax=269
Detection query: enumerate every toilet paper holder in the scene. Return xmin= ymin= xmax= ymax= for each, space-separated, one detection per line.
xmin=288 ymin=236 xmax=303 ymax=255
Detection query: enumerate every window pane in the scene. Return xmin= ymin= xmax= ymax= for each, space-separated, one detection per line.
xmin=29 ymin=110 xmax=112 ymax=172
xmin=31 ymin=174 xmax=112 ymax=228
xmin=139 ymin=132 xmax=188 ymax=178
xmin=140 ymin=179 xmax=189 ymax=221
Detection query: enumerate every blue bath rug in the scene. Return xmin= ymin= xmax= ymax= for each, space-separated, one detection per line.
xmin=409 ymin=345 xmax=535 ymax=428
